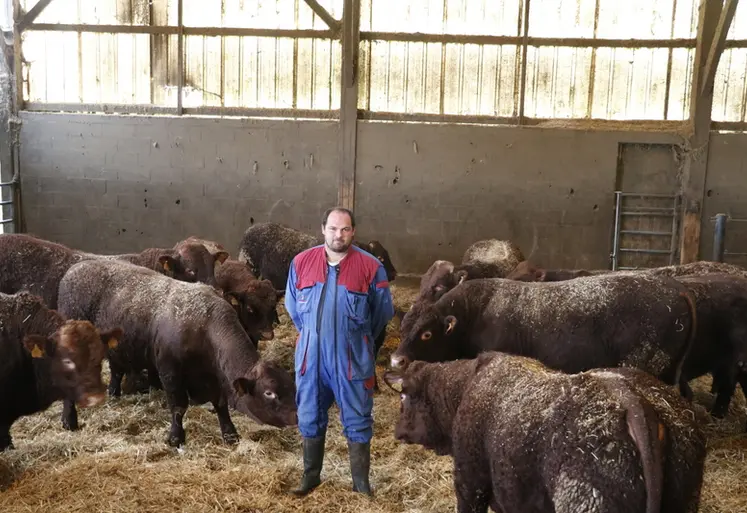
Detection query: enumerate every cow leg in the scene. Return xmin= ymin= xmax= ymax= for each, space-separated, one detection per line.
xmin=679 ymin=380 xmax=693 ymax=402
xmin=371 ymin=330 xmax=387 ymax=391
xmin=147 ymin=366 xmax=163 ymax=390
xmin=159 ymin=366 xmax=189 ymax=447
xmin=212 ymin=396 xmax=240 ymax=445
xmin=454 ymin=473 xmax=490 ymax=513
xmin=61 ymin=399 xmax=79 ymax=431
xmin=0 ymin=423 xmax=13 ymax=451
xmin=108 ymin=364 xmax=124 ymax=398
xmin=710 ymin=373 xmax=737 ymax=419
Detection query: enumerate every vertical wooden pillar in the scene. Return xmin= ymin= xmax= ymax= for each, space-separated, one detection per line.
xmin=679 ymin=0 xmax=739 ymax=263
xmin=338 ymin=0 xmax=360 ymax=210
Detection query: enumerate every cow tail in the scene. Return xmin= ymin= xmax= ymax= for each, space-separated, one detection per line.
xmin=673 ymin=288 xmax=698 ymax=387
xmin=623 ymin=391 xmax=666 ymax=513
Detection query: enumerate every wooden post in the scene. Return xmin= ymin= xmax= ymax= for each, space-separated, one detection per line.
xmin=338 ymin=0 xmax=359 ymax=210
xmin=679 ymin=0 xmax=739 ymax=264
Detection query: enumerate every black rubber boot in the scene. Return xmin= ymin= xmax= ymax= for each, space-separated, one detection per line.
xmin=348 ymin=441 xmax=373 ymax=496
xmin=290 ymin=435 xmax=325 ymax=496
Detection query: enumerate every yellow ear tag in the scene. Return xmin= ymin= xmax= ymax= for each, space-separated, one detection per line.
xmin=163 ymin=261 xmax=171 ymax=272
xmin=31 ymin=345 xmax=44 ymax=358
xmin=230 ymin=297 xmax=240 ymax=306
xmin=108 ymin=338 xmax=119 ymax=350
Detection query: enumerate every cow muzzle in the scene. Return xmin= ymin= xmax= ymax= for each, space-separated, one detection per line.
xmin=390 ymin=354 xmax=410 ymax=370
xmin=260 ymin=329 xmax=275 ymax=341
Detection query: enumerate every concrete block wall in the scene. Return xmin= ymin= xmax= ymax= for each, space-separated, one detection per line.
xmin=17 ymin=112 xmax=747 ymax=274
xmin=19 ymin=113 xmax=338 ymax=255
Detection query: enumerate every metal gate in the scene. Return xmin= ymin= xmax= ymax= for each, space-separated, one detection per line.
xmin=0 ymin=165 xmax=18 ymax=234
xmin=610 ymin=191 xmax=682 ymax=270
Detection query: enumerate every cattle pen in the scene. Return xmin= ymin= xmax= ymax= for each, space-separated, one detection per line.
xmin=1 ymin=1 xmax=747 ymax=513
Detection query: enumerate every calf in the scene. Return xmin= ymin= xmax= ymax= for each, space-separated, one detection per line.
xmin=57 ymin=259 xmax=297 ymax=447
xmin=237 ymin=222 xmax=397 ymax=291
xmin=673 ymin=273 xmax=747 ymax=422
xmin=392 ymin=274 xmax=698 ymax=392
xmin=384 ymin=352 xmax=706 ymax=513
xmin=505 ymin=260 xmax=607 ymax=282
xmin=174 ymin=236 xmax=229 ymax=259
xmin=418 ymin=259 xmax=510 ymax=303
xmin=104 ymin=242 xmax=228 ymax=288
xmin=215 ymin=259 xmax=280 ymax=344
xmin=0 ymin=291 xmax=122 ymax=446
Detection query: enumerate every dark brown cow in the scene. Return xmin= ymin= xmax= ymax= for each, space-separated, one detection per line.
xmin=384 ymin=352 xmax=706 ymax=513
xmin=57 ymin=259 xmax=297 ymax=447
xmin=505 ymin=260 xmax=607 ymax=282
xmin=673 ymin=273 xmax=747 ymax=423
xmin=104 ymin=242 xmax=229 ymax=288
xmin=643 ymin=260 xmax=747 ymax=279
xmin=391 ymin=274 xmax=698 ymax=393
xmin=216 ymin=259 xmax=280 ymax=344
xmin=0 ymin=291 xmax=122 ymax=445
xmin=174 ymin=236 xmax=229 ymax=259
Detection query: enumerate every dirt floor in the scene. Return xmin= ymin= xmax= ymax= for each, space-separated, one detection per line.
xmin=0 ymin=277 xmax=745 ymax=512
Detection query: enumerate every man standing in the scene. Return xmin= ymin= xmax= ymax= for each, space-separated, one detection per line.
xmin=285 ymin=207 xmax=394 ymax=497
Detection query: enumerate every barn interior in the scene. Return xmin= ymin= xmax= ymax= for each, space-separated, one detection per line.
xmin=0 ymin=1 xmax=746 ymax=512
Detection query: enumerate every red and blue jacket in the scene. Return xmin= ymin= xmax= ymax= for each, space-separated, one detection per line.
xmin=285 ymin=244 xmax=394 ymax=385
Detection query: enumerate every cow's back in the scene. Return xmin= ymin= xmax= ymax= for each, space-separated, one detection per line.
xmin=469 ymin=274 xmax=695 ymax=380
xmin=0 ymin=234 xmax=85 ymax=308
xmin=237 ymin=222 xmax=319 ymax=289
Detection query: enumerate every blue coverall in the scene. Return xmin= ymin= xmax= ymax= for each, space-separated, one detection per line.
xmin=285 ymin=244 xmax=394 ymax=443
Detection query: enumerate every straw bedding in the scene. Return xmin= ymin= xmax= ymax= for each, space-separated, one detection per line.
xmin=0 ymin=277 xmax=745 ymax=512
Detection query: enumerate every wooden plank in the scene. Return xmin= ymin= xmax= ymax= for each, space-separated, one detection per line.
xmin=700 ymin=0 xmax=740 ymax=97
xmin=338 ymin=0 xmax=359 ymax=210
xmin=177 ymin=0 xmax=183 ymax=114
xmin=679 ymin=0 xmax=736 ymax=264
xmin=303 ymin=0 xmax=341 ymax=36
xmin=19 ymin=0 xmax=57 ymax=30
xmin=13 ymin=0 xmax=23 ymax=109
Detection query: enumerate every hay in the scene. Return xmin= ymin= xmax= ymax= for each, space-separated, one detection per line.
xmin=1 ymin=279 xmax=745 ymax=512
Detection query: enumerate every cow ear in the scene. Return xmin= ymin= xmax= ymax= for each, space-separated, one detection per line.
xmin=368 ymin=241 xmax=376 ymax=252
xmin=233 ymin=377 xmax=256 ymax=397
xmin=225 ymin=292 xmax=241 ymax=308
xmin=100 ymin=327 xmax=124 ymax=350
xmin=158 ymin=255 xmax=177 ymax=275
xmin=23 ymin=335 xmax=49 ymax=358
xmin=444 ymin=315 xmax=458 ymax=335
xmin=382 ymin=371 xmax=404 ymax=393
xmin=214 ymin=251 xmax=229 ymax=264
xmin=454 ymin=269 xmax=468 ymax=285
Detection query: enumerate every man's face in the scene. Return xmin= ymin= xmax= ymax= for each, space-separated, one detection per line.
xmin=322 ymin=211 xmax=355 ymax=253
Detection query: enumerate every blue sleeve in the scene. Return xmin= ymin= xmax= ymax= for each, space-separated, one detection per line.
xmin=285 ymin=258 xmax=302 ymax=331
xmin=368 ymin=264 xmax=395 ymax=340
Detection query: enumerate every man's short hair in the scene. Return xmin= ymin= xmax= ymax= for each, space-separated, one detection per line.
xmin=322 ymin=207 xmax=356 ymax=228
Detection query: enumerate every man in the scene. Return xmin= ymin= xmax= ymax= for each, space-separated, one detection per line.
xmin=285 ymin=207 xmax=394 ymax=497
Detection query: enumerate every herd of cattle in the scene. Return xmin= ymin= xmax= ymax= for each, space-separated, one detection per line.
xmin=1 ymin=221 xmax=746 ymax=512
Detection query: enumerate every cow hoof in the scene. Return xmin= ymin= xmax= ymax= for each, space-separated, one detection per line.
xmin=62 ymin=419 xmax=79 ymax=431
xmin=167 ymin=430 xmax=185 ymax=448
xmin=222 ymin=432 xmax=240 ymax=445
xmin=710 ymin=407 xmax=728 ymax=419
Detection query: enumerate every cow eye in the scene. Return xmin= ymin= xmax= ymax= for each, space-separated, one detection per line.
xmin=421 ymin=331 xmax=432 ymax=341
xmin=247 ymin=306 xmax=254 ymax=314
xmin=400 ymin=393 xmax=407 ymax=402
xmin=263 ymin=390 xmax=277 ymax=400
xmin=61 ymin=358 xmax=76 ymax=370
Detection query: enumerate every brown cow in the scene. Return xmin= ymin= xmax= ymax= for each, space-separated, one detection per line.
xmin=383 ymin=352 xmax=706 ymax=513
xmin=0 ymin=291 xmax=122 ymax=444
xmin=215 ymin=259 xmax=280 ymax=344
xmin=505 ymin=260 xmax=607 ymax=282
xmin=57 ymin=259 xmax=297 ymax=447
xmin=392 ymin=274 xmax=698 ymax=395
xmin=174 ymin=236 xmax=229 ymax=259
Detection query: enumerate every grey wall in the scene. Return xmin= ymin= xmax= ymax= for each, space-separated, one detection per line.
xmin=18 ymin=112 xmax=744 ymax=274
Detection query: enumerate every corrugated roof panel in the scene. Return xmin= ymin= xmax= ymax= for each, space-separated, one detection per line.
xmin=596 ymin=0 xmax=675 ymax=39
xmin=727 ymin=1 xmax=747 ymax=40
xmin=527 ymin=0 xmax=596 ymax=39
xmin=524 ymin=46 xmax=592 ymax=118
xmin=666 ymin=48 xmax=694 ymax=120
xmin=712 ymin=49 xmax=747 ymax=122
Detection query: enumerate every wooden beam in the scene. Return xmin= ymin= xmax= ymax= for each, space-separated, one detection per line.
xmin=679 ymin=0 xmax=736 ymax=264
xmin=338 ymin=0 xmax=359 ymax=210
xmin=303 ymin=0 xmax=341 ymax=37
xmin=18 ymin=0 xmax=57 ymax=30
xmin=12 ymin=0 xmax=23 ymax=111
xmin=700 ymin=0 xmax=740 ymax=97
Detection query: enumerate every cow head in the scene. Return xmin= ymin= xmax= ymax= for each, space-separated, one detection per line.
xmin=231 ymin=360 xmax=298 ymax=428
xmin=505 ymin=260 xmax=547 ymax=282
xmin=391 ymin=300 xmax=464 ymax=371
xmin=26 ymin=320 xmax=123 ymax=408
xmin=176 ymin=236 xmax=229 ymax=259
xmin=225 ymin=279 xmax=279 ymax=345
xmin=157 ymin=243 xmax=229 ymax=288
xmin=419 ymin=260 xmax=469 ymax=302
xmin=364 ymin=240 xmax=397 ymax=281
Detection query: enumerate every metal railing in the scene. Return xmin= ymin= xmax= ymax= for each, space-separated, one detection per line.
xmin=711 ymin=213 xmax=747 ymax=262
xmin=0 ymin=168 xmax=18 ymax=233
xmin=611 ymin=191 xmax=681 ymax=271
